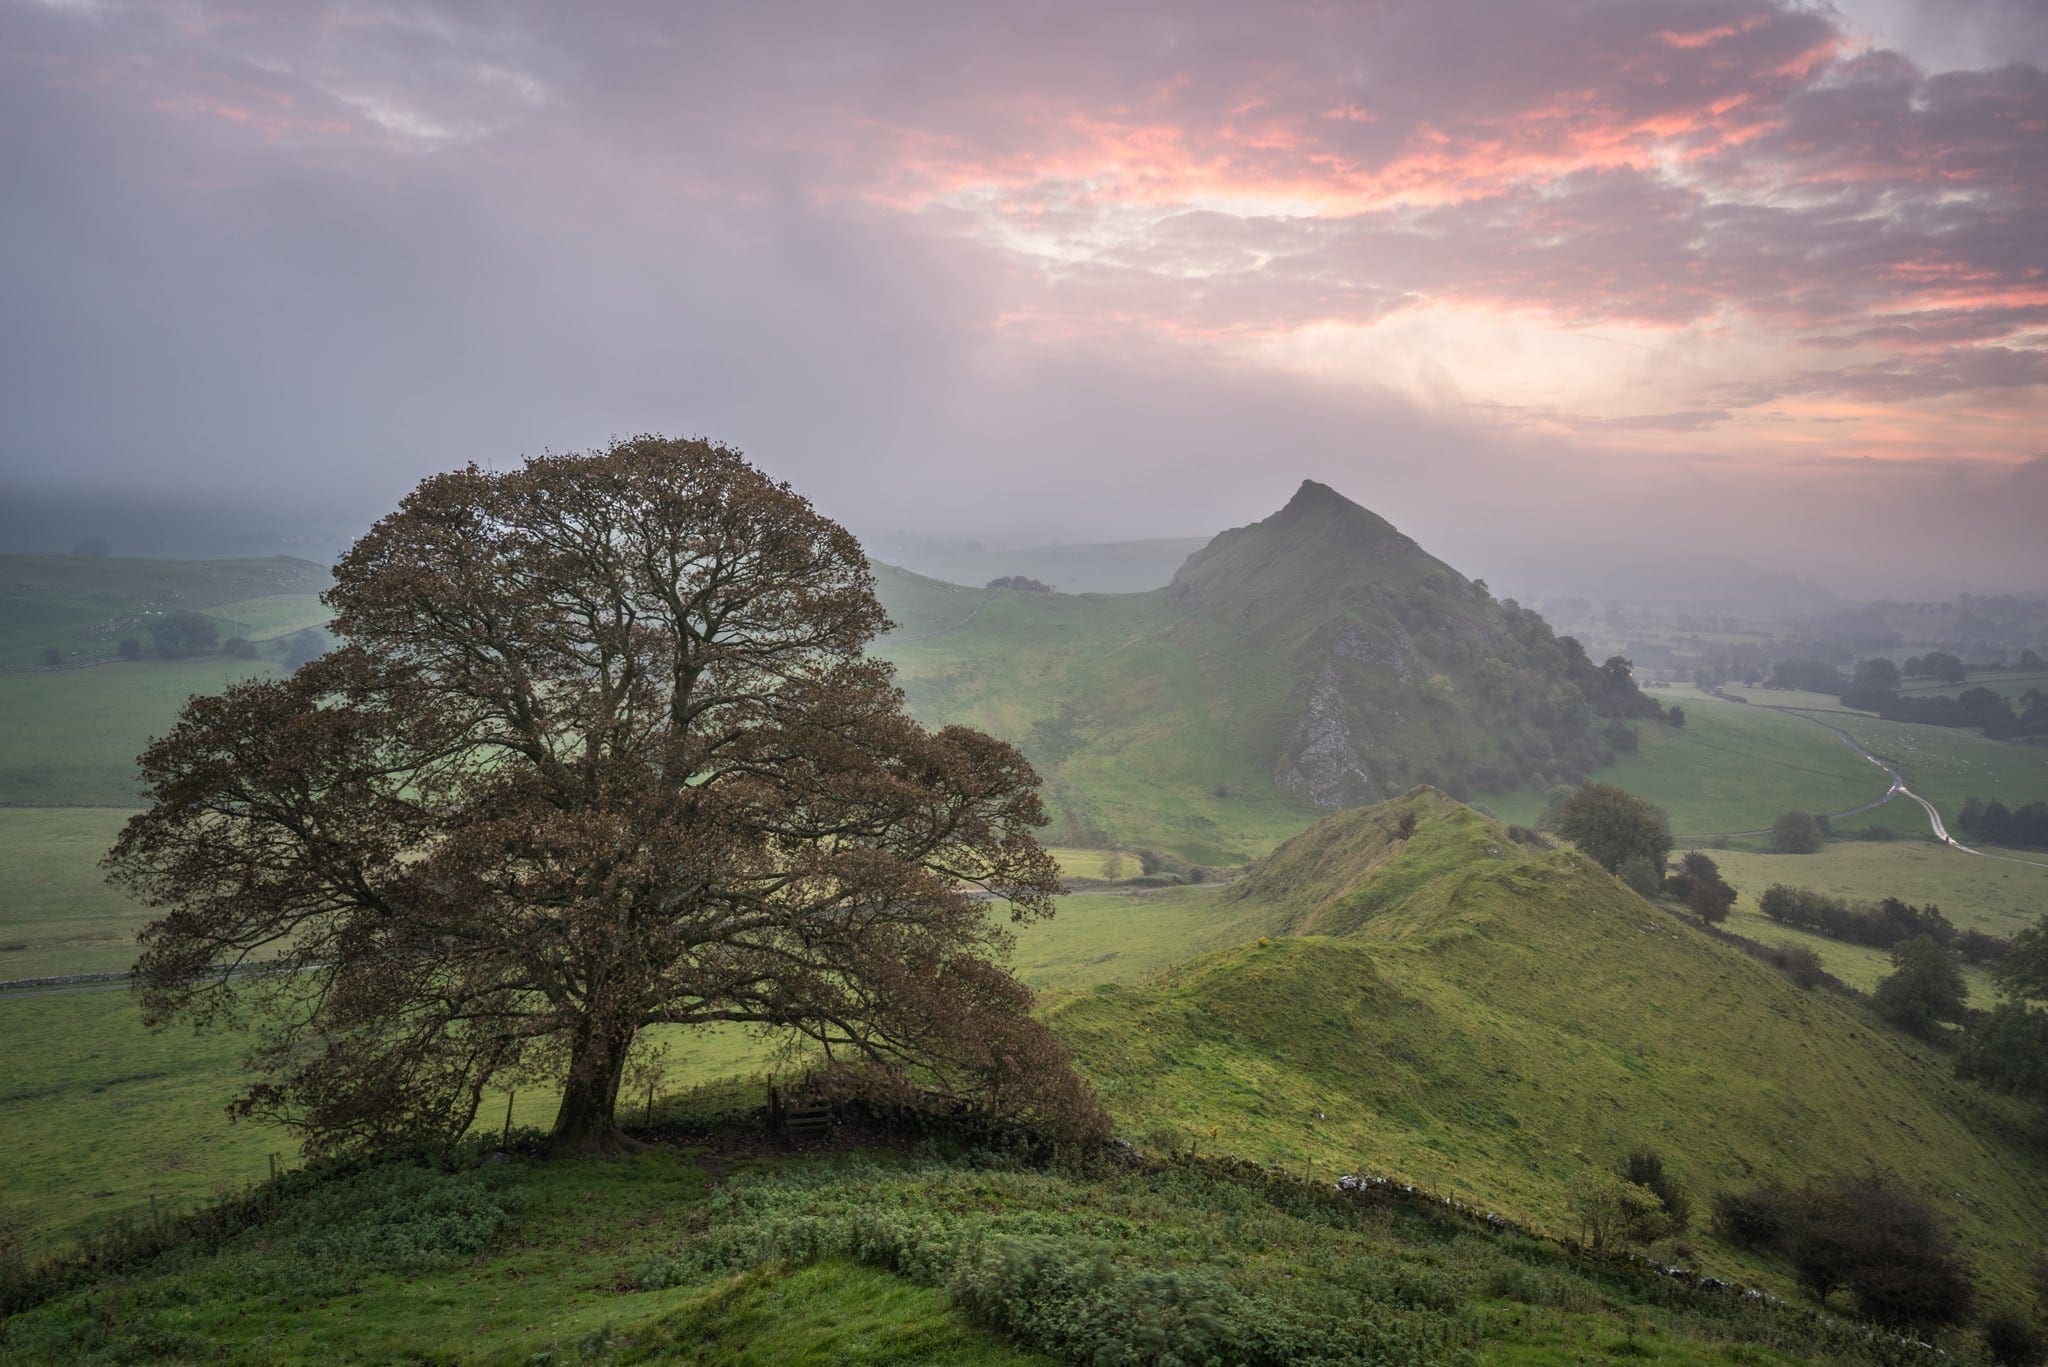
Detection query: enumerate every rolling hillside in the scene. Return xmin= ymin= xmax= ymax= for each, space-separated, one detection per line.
xmin=877 ymin=482 xmax=1666 ymax=859
xmin=1051 ymin=789 xmax=2048 ymax=1298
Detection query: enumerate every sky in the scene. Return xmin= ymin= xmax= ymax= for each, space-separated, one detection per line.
xmin=2 ymin=0 xmax=2045 ymax=591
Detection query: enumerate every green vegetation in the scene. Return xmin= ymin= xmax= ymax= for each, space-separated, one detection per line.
xmin=0 ymin=808 xmax=148 ymax=978
xmin=1709 ymin=837 xmax=2048 ymax=941
xmin=1489 ymin=688 xmax=1881 ymax=836
xmin=0 ymin=554 xmax=325 ymax=668
xmin=0 ymin=1140 xmax=1980 ymax=1365
xmin=1050 ymin=791 xmax=2048 ymax=1299
xmin=0 ymin=659 xmax=278 ymax=804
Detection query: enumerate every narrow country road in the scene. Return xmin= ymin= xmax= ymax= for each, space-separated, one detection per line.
xmin=1699 ymin=684 xmax=2048 ymax=869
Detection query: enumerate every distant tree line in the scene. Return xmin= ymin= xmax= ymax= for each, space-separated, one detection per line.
xmin=1957 ymin=798 xmax=2048 ymax=849
xmin=985 ymin=575 xmax=1053 ymax=592
xmin=1761 ymin=649 xmax=2048 ymax=741
xmin=1759 ymin=885 xmax=2010 ymax=964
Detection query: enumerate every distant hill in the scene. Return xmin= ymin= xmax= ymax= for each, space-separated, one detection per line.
xmin=0 ymin=553 xmax=329 ymax=669
xmin=1052 ymin=789 xmax=2048 ymax=1296
xmin=891 ymin=536 xmax=1211 ymax=595
xmin=876 ymin=481 xmax=1664 ymax=858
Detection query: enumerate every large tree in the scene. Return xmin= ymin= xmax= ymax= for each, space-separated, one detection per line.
xmin=111 ymin=437 xmax=1098 ymax=1156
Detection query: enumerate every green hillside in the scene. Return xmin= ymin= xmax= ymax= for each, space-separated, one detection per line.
xmin=878 ymin=482 xmax=1666 ymax=858
xmin=0 ymin=554 xmax=326 ymax=668
xmin=1051 ymin=790 xmax=2048 ymax=1299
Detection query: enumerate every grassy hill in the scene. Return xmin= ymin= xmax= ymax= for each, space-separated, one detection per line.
xmin=0 ymin=554 xmax=326 ymax=668
xmin=878 ymin=482 xmax=1665 ymax=858
xmin=3 ymin=1135 xmax=1953 ymax=1365
xmin=1050 ymin=790 xmax=2048 ymax=1300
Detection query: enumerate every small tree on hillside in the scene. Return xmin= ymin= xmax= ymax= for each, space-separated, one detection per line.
xmin=1665 ymin=850 xmax=1736 ymax=923
xmin=1957 ymin=913 xmax=2048 ymax=1116
xmin=111 ymin=437 xmax=1099 ymax=1158
xmin=1873 ymin=935 xmax=1968 ymax=1036
xmin=1770 ymin=810 xmax=1824 ymax=854
xmin=1550 ymin=782 xmax=1672 ymax=876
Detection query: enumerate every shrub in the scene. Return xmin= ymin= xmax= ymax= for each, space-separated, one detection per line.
xmin=1619 ymin=1147 xmax=1690 ymax=1232
xmin=1711 ymin=1183 xmax=1793 ymax=1251
xmin=1786 ymin=1172 xmax=1973 ymax=1327
xmin=1569 ymin=1174 xmax=1666 ymax=1252
xmin=1769 ymin=811 xmax=1823 ymax=854
xmin=1984 ymin=1309 xmax=2046 ymax=1367
xmin=1776 ymin=946 xmax=1827 ymax=990
xmin=1873 ymin=935 xmax=1968 ymax=1036
xmin=1617 ymin=855 xmax=1661 ymax=896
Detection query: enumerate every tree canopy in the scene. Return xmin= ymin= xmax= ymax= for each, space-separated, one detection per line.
xmin=110 ymin=437 xmax=1101 ymax=1156
xmin=1549 ymin=782 xmax=1672 ymax=877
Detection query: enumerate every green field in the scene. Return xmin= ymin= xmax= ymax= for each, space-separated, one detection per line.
xmin=1898 ymin=670 xmax=2048 ymax=700
xmin=1487 ymin=687 xmax=1882 ymax=836
xmin=1817 ymin=710 xmax=2048 ymax=827
xmin=0 ymin=554 xmax=326 ymax=668
xmin=0 ymin=659 xmax=279 ymax=805
xmin=0 ymin=808 xmax=148 ymax=979
xmin=1708 ymin=840 xmax=2048 ymax=941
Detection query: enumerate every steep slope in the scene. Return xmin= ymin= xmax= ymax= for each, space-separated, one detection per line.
xmin=876 ymin=482 xmax=1663 ymax=858
xmin=1169 ymin=481 xmax=1663 ymax=806
xmin=1051 ymin=789 xmax=2048 ymax=1297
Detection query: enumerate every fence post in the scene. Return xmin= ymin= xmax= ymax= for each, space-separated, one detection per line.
xmin=645 ymin=1082 xmax=655 ymax=1127
xmin=502 ymin=1091 xmax=515 ymax=1146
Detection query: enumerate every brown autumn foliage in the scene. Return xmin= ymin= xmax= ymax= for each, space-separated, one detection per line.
xmin=109 ymin=436 xmax=1103 ymax=1155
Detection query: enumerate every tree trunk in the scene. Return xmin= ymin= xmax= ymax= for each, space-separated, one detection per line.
xmin=548 ymin=1021 xmax=638 ymax=1155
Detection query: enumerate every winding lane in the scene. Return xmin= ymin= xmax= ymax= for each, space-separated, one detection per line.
xmin=1699 ymin=684 xmax=2048 ymax=869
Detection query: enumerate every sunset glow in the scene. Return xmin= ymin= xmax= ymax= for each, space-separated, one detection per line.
xmin=2 ymin=0 xmax=2043 ymax=579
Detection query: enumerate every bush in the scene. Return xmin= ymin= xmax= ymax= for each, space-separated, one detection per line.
xmin=1551 ymin=782 xmax=1672 ymax=875
xmin=1873 ymin=935 xmax=1968 ymax=1036
xmin=1617 ymin=855 xmax=1661 ymax=896
xmin=1569 ymin=1174 xmax=1667 ymax=1252
xmin=1985 ymin=1309 xmax=2046 ymax=1367
xmin=1711 ymin=1183 xmax=1793 ymax=1251
xmin=1776 ymin=945 xmax=1828 ymax=990
xmin=1619 ymin=1147 xmax=1690 ymax=1232
xmin=1769 ymin=811 xmax=1823 ymax=854
xmin=1786 ymin=1172 xmax=1973 ymax=1327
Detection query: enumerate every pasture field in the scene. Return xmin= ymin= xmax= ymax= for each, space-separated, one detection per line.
xmin=0 ymin=886 xmax=1245 ymax=1256
xmin=1719 ymin=906 xmax=1999 ymax=1005
xmin=0 ymin=807 xmax=147 ymax=979
xmin=0 ymin=659 xmax=278 ymax=806
xmin=1898 ymin=670 xmax=2048 ymax=700
xmin=201 ymin=593 xmax=330 ymax=642
xmin=1485 ymin=687 xmax=1881 ymax=836
xmin=885 ymin=588 xmax=1318 ymax=863
xmin=1707 ymin=840 xmax=2048 ymax=941
xmin=1815 ymin=710 xmax=2048 ymax=824
xmin=0 ymin=554 xmax=326 ymax=668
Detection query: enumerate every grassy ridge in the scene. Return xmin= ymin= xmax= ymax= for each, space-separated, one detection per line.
xmin=0 ymin=1142 xmax=1956 ymax=1364
xmin=1050 ymin=792 xmax=2048 ymax=1299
